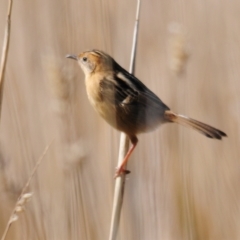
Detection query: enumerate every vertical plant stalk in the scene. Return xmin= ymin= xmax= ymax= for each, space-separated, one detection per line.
xmin=108 ymin=1 xmax=141 ymax=240
xmin=0 ymin=0 xmax=13 ymax=119
xmin=0 ymin=140 xmax=54 ymax=240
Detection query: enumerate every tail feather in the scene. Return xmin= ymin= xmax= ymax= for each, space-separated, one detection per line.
xmin=164 ymin=110 xmax=227 ymax=140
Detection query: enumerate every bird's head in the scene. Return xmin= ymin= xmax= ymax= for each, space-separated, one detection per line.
xmin=66 ymin=49 xmax=114 ymax=76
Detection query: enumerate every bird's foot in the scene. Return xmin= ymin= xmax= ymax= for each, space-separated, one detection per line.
xmin=114 ymin=167 xmax=131 ymax=179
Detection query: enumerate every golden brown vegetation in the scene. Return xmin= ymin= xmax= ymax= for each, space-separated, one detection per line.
xmin=0 ymin=0 xmax=238 ymax=240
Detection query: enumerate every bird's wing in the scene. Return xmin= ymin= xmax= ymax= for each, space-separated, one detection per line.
xmin=99 ymin=60 xmax=170 ymax=113
xmin=99 ymin=75 xmax=139 ymax=107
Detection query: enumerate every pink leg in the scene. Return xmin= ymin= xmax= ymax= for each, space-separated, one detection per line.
xmin=115 ymin=136 xmax=138 ymax=178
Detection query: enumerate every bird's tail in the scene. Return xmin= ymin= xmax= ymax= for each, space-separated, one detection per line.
xmin=164 ymin=110 xmax=227 ymax=140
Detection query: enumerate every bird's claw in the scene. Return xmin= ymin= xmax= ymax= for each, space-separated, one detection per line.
xmin=114 ymin=167 xmax=131 ymax=179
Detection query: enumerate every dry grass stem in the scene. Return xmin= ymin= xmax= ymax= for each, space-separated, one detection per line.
xmin=0 ymin=0 xmax=13 ymax=119
xmin=0 ymin=140 xmax=54 ymax=240
xmin=109 ymin=1 xmax=141 ymax=239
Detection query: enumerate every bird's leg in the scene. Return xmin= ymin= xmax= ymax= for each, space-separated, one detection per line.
xmin=115 ymin=136 xmax=138 ymax=178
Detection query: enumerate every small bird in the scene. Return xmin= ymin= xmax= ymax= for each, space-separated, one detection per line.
xmin=66 ymin=49 xmax=227 ymax=178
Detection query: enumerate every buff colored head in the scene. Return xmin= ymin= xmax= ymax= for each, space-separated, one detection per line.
xmin=66 ymin=49 xmax=114 ymax=76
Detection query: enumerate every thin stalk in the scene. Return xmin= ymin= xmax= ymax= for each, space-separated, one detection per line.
xmin=0 ymin=140 xmax=54 ymax=240
xmin=108 ymin=1 xmax=141 ymax=239
xmin=0 ymin=0 xmax=13 ymax=119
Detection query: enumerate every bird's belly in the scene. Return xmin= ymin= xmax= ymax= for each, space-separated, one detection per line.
xmin=95 ymin=102 xmax=165 ymax=135
xmin=90 ymin=99 xmax=119 ymax=129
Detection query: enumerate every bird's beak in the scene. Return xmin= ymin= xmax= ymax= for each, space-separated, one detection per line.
xmin=66 ymin=54 xmax=78 ymax=61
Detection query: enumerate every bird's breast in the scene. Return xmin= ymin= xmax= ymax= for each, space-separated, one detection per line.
xmin=85 ymin=75 xmax=118 ymax=129
xmin=85 ymin=76 xmax=101 ymax=107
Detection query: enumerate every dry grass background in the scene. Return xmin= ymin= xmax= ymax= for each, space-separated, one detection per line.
xmin=0 ymin=0 xmax=239 ymax=239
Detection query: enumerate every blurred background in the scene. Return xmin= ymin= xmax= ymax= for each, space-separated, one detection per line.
xmin=0 ymin=0 xmax=239 ymax=239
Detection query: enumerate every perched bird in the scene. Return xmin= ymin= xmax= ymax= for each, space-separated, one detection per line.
xmin=66 ymin=49 xmax=227 ymax=178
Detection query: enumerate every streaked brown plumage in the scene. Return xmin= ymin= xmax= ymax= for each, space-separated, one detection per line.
xmin=66 ymin=49 xmax=227 ymax=178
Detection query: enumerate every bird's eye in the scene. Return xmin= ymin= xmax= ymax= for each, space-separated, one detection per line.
xmin=82 ymin=57 xmax=87 ymax=62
